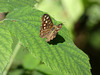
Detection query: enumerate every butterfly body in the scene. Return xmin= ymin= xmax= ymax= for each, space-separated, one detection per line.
xmin=40 ymin=14 xmax=62 ymax=42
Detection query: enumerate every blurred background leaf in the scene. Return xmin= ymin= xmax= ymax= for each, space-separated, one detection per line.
xmin=89 ymin=30 xmax=100 ymax=50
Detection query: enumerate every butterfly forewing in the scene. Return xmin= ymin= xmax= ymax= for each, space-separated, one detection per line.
xmin=40 ymin=14 xmax=53 ymax=38
xmin=41 ymin=14 xmax=53 ymax=30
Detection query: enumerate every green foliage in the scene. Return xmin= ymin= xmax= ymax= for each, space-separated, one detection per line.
xmin=0 ymin=0 xmax=92 ymax=75
xmin=8 ymin=69 xmax=23 ymax=75
xmin=87 ymin=5 xmax=100 ymax=28
xmin=35 ymin=64 xmax=62 ymax=75
xmin=0 ymin=26 xmax=12 ymax=74
xmin=22 ymin=54 xmax=40 ymax=70
xmin=3 ymin=6 xmax=91 ymax=75
xmin=89 ymin=30 xmax=100 ymax=49
xmin=0 ymin=0 xmax=37 ymax=12
xmin=61 ymin=0 xmax=84 ymax=22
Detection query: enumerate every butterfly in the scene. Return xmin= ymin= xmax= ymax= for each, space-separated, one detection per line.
xmin=40 ymin=14 xmax=63 ymax=42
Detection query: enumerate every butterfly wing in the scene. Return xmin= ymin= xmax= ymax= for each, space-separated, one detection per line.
xmin=55 ymin=23 xmax=63 ymax=31
xmin=46 ymin=23 xmax=63 ymax=42
xmin=40 ymin=14 xmax=53 ymax=38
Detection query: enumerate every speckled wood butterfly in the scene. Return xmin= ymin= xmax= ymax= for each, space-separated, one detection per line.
xmin=40 ymin=14 xmax=62 ymax=42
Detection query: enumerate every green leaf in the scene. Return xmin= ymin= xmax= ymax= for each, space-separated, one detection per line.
xmin=36 ymin=64 xmax=62 ymax=75
xmin=4 ymin=6 xmax=91 ymax=75
xmin=0 ymin=25 xmax=12 ymax=74
xmin=23 ymin=54 xmax=40 ymax=70
xmin=33 ymin=71 xmax=45 ymax=75
xmin=8 ymin=69 xmax=23 ymax=75
xmin=0 ymin=0 xmax=37 ymax=12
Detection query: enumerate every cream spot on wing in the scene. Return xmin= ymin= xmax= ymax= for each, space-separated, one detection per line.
xmin=45 ymin=15 xmax=47 ymax=18
xmin=46 ymin=16 xmax=49 ymax=19
xmin=44 ymin=27 xmax=46 ymax=29
xmin=57 ymin=28 xmax=59 ymax=29
xmin=45 ymin=21 xmax=48 ymax=23
xmin=44 ymin=24 xmax=46 ymax=26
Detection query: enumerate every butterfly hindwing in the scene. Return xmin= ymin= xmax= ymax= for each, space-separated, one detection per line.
xmin=46 ymin=24 xmax=63 ymax=42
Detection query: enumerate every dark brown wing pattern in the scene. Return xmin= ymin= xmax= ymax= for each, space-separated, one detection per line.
xmin=40 ymin=14 xmax=53 ymax=38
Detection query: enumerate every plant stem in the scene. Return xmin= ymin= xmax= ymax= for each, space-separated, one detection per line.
xmin=3 ymin=41 xmax=22 ymax=75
